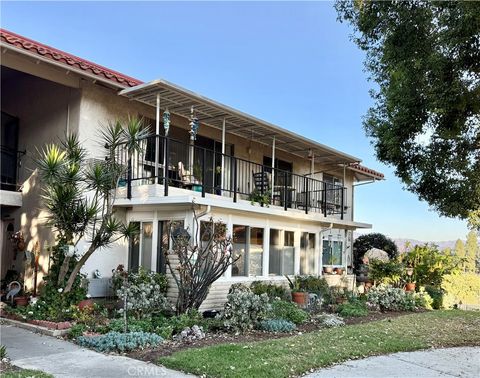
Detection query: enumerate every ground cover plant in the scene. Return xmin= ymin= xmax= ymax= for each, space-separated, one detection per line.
xmin=158 ymin=310 xmax=480 ymax=378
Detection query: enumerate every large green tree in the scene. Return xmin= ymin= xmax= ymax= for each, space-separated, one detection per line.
xmin=336 ymin=1 xmax=480 ymax=220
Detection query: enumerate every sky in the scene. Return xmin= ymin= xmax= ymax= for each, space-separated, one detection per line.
xmin=1 ymin=1 xmax=469 ymax=242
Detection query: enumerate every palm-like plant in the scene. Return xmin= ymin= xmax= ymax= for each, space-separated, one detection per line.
xmin=37 ymin=117 xmax=150 ymax=293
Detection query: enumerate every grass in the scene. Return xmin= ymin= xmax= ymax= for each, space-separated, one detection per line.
xmin=158 ymin=310 xmax=480 ymax=377
xmin=1 ymin=369 xmax=53 ymax=378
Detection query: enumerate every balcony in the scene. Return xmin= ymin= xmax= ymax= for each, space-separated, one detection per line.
xmin=1 ymin=145 xmax=25 ymax=207
xmin=116 ymin=135 xmax=347 ymax=219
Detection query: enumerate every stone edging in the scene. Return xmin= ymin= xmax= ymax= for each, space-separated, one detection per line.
xmin=0 ymin=317 xmax=71 ymax=337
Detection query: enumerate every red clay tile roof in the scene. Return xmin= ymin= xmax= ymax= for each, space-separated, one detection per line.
xmin=0 ymin=28 xmax=143 ymax=88
xmin=349 ymin=163 xmax=385 ymax=179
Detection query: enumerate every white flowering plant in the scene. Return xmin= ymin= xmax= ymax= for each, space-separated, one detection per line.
xmin=366 ymin=284 xmax=432 ymax=311
xmin=113 ymin=266 xmax=171 ymax=319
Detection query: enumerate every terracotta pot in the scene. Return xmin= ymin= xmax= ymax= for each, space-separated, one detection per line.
xmin=291 ymin=292 xmax=309 ymax=307
xmin=78 ymin=299 xmax=94 ymax=310
xmin=323 ymin=266 xmax=333 ymax=274
xmin=405 ymin=283 xmax=416 ymax=292
xmin=334 ymin=268 xmax=344 ymax=275
xmin=14 ymin=296 xmax=29 ymax=307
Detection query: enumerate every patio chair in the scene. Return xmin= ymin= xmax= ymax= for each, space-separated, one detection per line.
xmin=178 ymin=161 xmax=196 ymax=189
xmin=252 ymin=171 xmax=281 ymax=204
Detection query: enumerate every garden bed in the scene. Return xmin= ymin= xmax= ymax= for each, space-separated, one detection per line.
xmin=156 ymin=310 xmax=480 ymax=378
xmin=129 ymin=310 xmax=411 ymax=361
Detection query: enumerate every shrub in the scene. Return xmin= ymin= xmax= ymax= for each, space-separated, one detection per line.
xmin=108 ymin=318 xmax=153 ymax=333
xmin=258 ymin=319 xmax=296 ymax=333
xmin=268 ymin=300 xmax=309 ymax=325
xmin=223 ymin=284 xmax=270 ymax=332
xmin=353 ymin=233 xmax=398 ymax=273
xmin=317 ymin=313 xmax=345 ymax=327
xmin=114 ymin=267 xmax=171 ymax=319
xmin=367 ymin=284 xmax=432 ymax=311
xmin=250 ymin=281 xmax=289 ymax=301
xmin=442 ymin=273 xmax=480 ymax=308
xmin=368 ymin=260 xmax=404 ymax=287
xmin=148 ymin=310 xmax=207 ymax=339
xmin=337 ymin=302 xmax=368 ymax=317
xmin=401 ymin=245 xmax=461 ymax=287
xmin=425 ymin=285 xmax=444 ymax=309
xmin=77 ymin=331 xmax=163 ymax=352
xmin=68 ymin=323 xmax=88 ymax=339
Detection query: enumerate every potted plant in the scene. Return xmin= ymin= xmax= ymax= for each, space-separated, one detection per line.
xmin=405 ymin=266 xmax=416 ymax=292
xmin=248 ymin=188 xmax=271 ymax=207
xmin=334 ymin=267 xmax=344 ymax=275
xmin=14 ymin=288 xmax=30 ymax=307
xmin=285 ymin=275 xmax=308 ymax=307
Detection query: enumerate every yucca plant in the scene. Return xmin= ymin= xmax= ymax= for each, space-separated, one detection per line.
xmin=37 ymin=116 xmax=150 ymax=293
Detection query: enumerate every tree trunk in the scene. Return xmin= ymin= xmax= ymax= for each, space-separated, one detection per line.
xmin=57 ymin=255 xmax=71 ymax=285
xmin=63 ymin=244 xmax=96 ymax=293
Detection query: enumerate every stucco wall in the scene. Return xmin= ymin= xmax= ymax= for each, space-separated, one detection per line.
xmin=1 ymin=69 xmax=81 ymax=289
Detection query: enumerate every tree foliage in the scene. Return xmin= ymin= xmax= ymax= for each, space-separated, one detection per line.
xmin=353 ymin=232 xmax=398 ymax=271
xmin=37 ymin=117 xmax=149 ymax=293
xmin=336 ymin=1 xmax=480 ymax=220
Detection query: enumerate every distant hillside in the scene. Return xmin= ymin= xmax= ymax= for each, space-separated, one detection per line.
xmin=353 ymin=233 xmax=461 ymax=253
xmin=392 ymin=238 xmax=459 ymax=253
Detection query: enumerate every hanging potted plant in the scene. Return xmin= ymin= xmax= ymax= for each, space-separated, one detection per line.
xmin=286 ymin=276 xmax=308 ymax=307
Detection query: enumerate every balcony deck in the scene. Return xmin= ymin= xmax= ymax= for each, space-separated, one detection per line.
xmin=115 ymin=135 xmax=348 ymax=219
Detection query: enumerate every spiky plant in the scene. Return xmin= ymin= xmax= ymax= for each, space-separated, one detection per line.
xmin=37 ymin=116 xmax=150 ymax=293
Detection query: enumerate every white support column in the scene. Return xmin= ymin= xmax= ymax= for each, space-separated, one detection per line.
xmin=311 ymin=153 xmax=315 ymax=176
xmin=155 ymin=93 xmax=160 ymax=184
xmin=221 ymin=118 xmax=226 ymax=195
xmin=319 ymin=231 xmax=324 ymax=276
xmin=271 ymin=136 xmax=276 ymax=200
xmin=294 ymin=230 xmax=301 ymax=275
xmin=314 ymin=232 xmax=320 ymax=275
xmin=262 ymin=221 xmax=270 ymax=277
xmin=151 ymin=211 xmax=158 ymax=271
xmin=225 ymin=214 xmax=233 ymax=279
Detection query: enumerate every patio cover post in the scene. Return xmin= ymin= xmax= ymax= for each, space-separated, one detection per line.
xmin=221 ymin=118 xmax=226 ymax=195
xmin=155 ymin=93 xmax=160 ymax=184
xmin=271 ymin=136 xmax=275 ymax=201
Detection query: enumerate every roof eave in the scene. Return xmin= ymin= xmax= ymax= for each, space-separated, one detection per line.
xmin=120 ymin=79 xmax=363 ymax=163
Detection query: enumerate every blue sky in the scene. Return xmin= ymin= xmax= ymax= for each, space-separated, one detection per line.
xmin=1 ymin=1 xmax=468 ymax=241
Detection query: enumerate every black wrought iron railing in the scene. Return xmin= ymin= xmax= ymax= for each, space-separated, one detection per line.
xmin=1 ymin=145 xmax=25 ymax=191
xmin=115 ymin=135 xmax=347 ymax=218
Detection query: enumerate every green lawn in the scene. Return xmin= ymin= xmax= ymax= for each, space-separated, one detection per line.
xmin=159 ymin=310 xmax=480 ymax=378
xmin=2 ymin=369 xmax=53 ymax=378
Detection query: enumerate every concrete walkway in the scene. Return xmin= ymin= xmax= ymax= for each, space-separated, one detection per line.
xmin=306 ymin=347 xmax=480 ymax=378
xmin=1 ymin=323 xmax=191 ymax=377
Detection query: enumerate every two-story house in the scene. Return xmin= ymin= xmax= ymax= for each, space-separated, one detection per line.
xmin=0 ymin=29 xmax=383 ymax=309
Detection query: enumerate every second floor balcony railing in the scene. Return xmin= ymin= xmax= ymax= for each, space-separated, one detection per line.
xmin=115 ymin=135 xmax=347 ymax=219
xmin=1 ymin=145 xmax=25 ymax=191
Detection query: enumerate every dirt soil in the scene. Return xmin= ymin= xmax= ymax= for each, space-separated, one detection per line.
xmin=129 ymin=311 xmax=411 ymax=362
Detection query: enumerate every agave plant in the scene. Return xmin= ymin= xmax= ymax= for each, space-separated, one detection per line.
xmin=37 ymin=116 xmax=150 ymax=293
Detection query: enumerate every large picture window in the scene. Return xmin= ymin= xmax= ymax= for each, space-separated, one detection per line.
xmin=232 ymin=225 xmax=264 ymax=277
xmin=269 ymin=229 xmax=294 ymax=275
xmin=129 ymin=221 xmax=153 ymax=272
xmin=322 ymin=238 xmax=343 ymax=266
xmin=300 ymin=232 xmax=316 ymax=275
